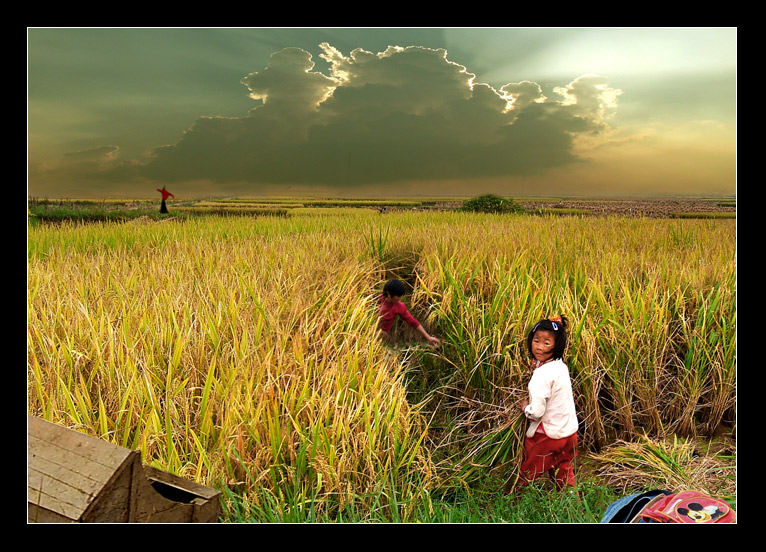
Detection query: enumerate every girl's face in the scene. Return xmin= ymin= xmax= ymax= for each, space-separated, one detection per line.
xmin=531 ymin=330 xmax=556 ymax=362
xmin=384 ymin=293 xmax=401 ymax=304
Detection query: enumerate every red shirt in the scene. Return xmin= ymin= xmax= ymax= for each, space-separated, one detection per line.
xmin=157 ymin=188 xmax=175 ymax=200
xmin=378 ymin=294 xmax=420 ymax=333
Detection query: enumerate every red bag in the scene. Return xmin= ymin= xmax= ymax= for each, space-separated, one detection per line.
xmin=638 ymin=490 xmax=736 ymax=523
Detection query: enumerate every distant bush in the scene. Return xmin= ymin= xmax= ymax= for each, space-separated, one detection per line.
xmin=461 ymin=194 xmax=525 ymax=214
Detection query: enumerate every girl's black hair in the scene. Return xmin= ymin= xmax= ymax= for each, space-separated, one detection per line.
xmin=383 ymin=279 xmax=407 ymax=298
xmin=526 ymin=315 xmax=569 ymax=360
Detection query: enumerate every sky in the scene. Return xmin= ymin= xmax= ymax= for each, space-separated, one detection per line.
xmin=27 ymin=27 xmax=737 ymax=199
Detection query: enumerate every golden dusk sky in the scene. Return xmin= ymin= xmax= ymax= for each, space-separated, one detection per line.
xmin=27 ymin=27 xmax=736 ymax=198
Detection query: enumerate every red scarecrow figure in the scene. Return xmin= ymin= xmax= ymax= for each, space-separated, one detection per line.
xmin=157 ymin=186 xmax=175 ymax=213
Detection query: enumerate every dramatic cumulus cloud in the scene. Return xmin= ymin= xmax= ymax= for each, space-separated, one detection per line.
xmin=37 ymin=43 xmax=623 ymax=192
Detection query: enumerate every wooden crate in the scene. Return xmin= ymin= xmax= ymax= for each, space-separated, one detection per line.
xmin=28 ymin=415 xmax=220 ymax=523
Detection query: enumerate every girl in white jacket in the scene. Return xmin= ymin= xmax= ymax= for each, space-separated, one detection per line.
xmin=509 ymin=315 xmax=579 ymax=493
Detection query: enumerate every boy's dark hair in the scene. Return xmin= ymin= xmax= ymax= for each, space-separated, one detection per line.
xmin=526 ymin=315 xmax=569 ymax=360
xmin=383 ymin=279 xmax=407 ymax=298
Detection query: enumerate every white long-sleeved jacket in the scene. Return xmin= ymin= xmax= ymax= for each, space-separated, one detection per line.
xmin=523 ymin=359 xmax=579 ymax=439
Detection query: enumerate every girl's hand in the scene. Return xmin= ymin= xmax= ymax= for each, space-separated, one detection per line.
xmin=516 ymin=399 xmax=529 ymax=411
xmin=426 ymin=335 xmax=441 ymax=346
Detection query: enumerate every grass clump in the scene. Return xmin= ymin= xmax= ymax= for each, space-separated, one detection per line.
xmin=590 ymin=433 xmax=736 ymax=503
xmin=460 ymin=194 xmax=526 ymax=214
xmin=220 ymin=473 xmax=621 ymax=523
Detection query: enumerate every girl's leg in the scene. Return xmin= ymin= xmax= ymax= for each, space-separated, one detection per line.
xmin=548 ymin=433 xmax=578 ymax=490
xmin=518 ymin=433 xmax=557 ymax=486
xmin=506 ymin=435 xmax=543 ymax=492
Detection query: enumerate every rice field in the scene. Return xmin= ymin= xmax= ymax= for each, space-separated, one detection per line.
xmin=27 ymin=207 xmax=736 ymax=521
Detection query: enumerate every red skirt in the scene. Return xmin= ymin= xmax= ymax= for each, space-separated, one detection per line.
xmin=518 ymin=431 xmax=578 ymax=490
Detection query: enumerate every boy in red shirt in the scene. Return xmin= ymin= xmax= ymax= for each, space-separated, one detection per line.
xmin=378 ymin=279 xmax=440 ymax=346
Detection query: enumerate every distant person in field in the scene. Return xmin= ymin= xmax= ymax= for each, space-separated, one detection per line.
xmin=506 ymin=315 xmax=579 ymax=494
xmin=377 ymin=279 xmax=440 ymax=346
xmin=157 ymin=186 xmax=175 ymax=213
